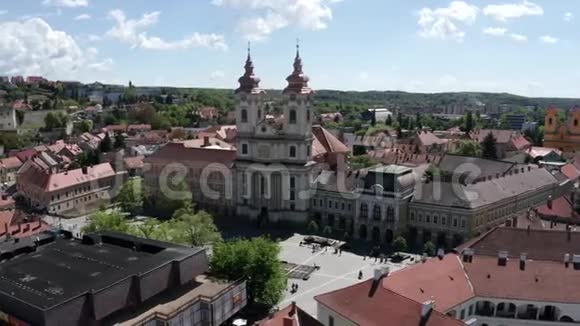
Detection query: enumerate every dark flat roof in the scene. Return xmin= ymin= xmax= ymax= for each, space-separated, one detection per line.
xmin=0 ymin=231 xmax=204 ymax=310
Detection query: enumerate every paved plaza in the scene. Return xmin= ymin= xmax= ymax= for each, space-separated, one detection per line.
xmin=277 ymin=233 xmax=420 ymax=318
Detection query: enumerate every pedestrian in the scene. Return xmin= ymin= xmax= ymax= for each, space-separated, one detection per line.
xmin=358 ymin=271 xmax=363 ymax=280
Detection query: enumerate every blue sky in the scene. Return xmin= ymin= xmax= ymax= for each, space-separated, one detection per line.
xmin=0 ymin=0 xmax=579 ymax=97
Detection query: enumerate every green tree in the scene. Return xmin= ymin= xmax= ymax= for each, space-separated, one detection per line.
xmin=114 ymin=133 xmax=126 ymax=149
xmin=116 ymin=178 xmax=146 ymax=216
xmin=307 ymin=220 xmax=319 ymax=234
xmin=481 ymin=132 xmax=498 ymax=159
xmin=83 ymin=211 xmax=131 ymax=233
xmin=392 ymin=236 xmax=407 ymax=252
xmin=423 ymin=241 xmax=436 ymax=256
xmin=210 ymin=237 xmax=286 ymax=309
xmin=463 ymin=111 xmax=474 ymax=134
xmin=78 ymin=120 xmax=92 ymax=133
xmin=385 ymin=114 xmax=393 ymax=126
xmin=322 ymin=225 xmax=333 ymax=239
xmin=171 ymin=210 xmax=222 ymax=246
xmin=99 ymin=133 xmax=113 ymax=152
xmin=452 ymin=140 xmax=481 ymax=157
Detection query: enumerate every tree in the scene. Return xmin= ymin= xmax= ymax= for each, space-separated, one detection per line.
xmin=452 ymin=140 xmax=481 ymax=157
xmin=481 ymin=131 xmax=498 ymax=159
xmin=385 ymin=114 xmax=393 ymax=126
xmin=392 ymin=236 xmax=407 ymax=252
xmin=307 ymin=220 xmax=319 ymax=234
xmin=78 ymin=120 xmax=92 ymax=133
xmin=210 ymin=237 xmax=286 ymax=309
xmin=323 ymin=225 xmax=333 ymax=239
xmin=423 ymin=241 xmax=436 ymax=256
xmin=171 ymin=210 xmax=222 ymax=246
xmin=114 ymin=133 xmax=125 ymax=149
xmin=463 ymin=111 xmax=474 ymax=134
xmin=83 ymin=211 xmax=131 ymax=234
xmin=116 ymin=178 xmax=146 ymax=216
xmin=99 ymin=133 xmax=113 ymax=152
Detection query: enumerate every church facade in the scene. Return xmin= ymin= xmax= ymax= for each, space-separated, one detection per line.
xmin=233 ymin=46 xmax=315 ymax=224
xmin=544 ymin=106 xmax=580 ymax=152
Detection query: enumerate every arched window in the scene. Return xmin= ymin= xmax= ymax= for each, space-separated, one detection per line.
xmin=289 ymin=109 xmax=297 ymax=124
xmin=306 ymin=145 xmax=311 ymax=156
xmin=306 ymin=110 xmax=311 ymax=122
xmin=241 ymin=109 xmax=248 ymax=123
xmin=289 ymin=146 xmax=297 ymax=158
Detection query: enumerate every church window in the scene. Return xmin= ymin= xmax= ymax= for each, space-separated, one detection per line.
xmin=241 ymin=109 xmax=248 ymax=123
xmin=257 ymin=109 xmax=261 ymax=119
xmin=242 ymin=144 xmax=248 ymax=155
xmin=373 ymin=205 xmax=381 ymax=220
xmin=290 ymin=177 xmax=296 ymax=188
xmin=289 ymin=146 xmax=297 ymax=158
xmin=306 ymin=146 xmax=311 ymax=156
xmin=360 ymin=203 xmax=368 ymax=218
xmin=290 ymin=191 xmax=295 ymax=201
xmin=289 ymin=109 xmax=297 ymax=124
xmin=307 ymin=110 xmax=311 ymax=122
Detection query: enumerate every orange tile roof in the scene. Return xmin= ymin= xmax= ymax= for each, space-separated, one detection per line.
xmin=315 ymin=278 xmax=464 ymax=326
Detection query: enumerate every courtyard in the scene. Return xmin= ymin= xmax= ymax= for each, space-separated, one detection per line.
xmin=277 ymin=233 xmax=420 ymax=318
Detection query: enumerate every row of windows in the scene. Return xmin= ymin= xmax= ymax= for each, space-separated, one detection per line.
xmin=410 ymin=212 xmax=467 ymax=229
xmin=359 ymin=203 xmax=395 ymax=221
xmin=312 ymin=198 xmax=352 ymax=212
xmin=240 ymin=144 xmax=311 ymax=158
xmin=240 ymin=109 xmax=310 ymax=124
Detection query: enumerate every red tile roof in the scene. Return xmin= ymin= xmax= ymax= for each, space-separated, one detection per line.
xmin=315 ymin=279 xmax=464 ymax=326
xmin=145 ymin=142 xmax=235 ymax=166
xmin=561 ymin=164 xmax=580 ymax=181
xmin=383 ymin=256 xmax=474 ymax=312
xmin=256 ymin=303 xmax=322 ymax=326
xmin=10 ymin=148 xmax=36 ymax=162
xmin=465 ymin=255 xmax=580 ymax=304
xmin=0 ymin=156 xmax=23 ymax=170
xmin=312 ymin=126 xmax=349 ymax=157
xmin=124 ymin=156 xmax=144 ymax=170
xmin=20 ymin=162 xmax=116 ymax=192
xmin=536 ymin=195 xmax=580 ymax=224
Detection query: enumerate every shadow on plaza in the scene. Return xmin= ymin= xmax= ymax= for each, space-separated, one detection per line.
xmin=214 ymin=215 xmax=398 ymax=257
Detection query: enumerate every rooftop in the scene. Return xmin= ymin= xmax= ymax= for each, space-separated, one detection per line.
xmin=0 ymin=231 xmax=206 ymax=310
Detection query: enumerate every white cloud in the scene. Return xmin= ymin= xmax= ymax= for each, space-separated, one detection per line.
xmin=483 ymin=1 xmax=543 ymax=22
xmin=42 ymin=0 xmax=88 ymax=8
xmin=539 ymin=35 xmax=558 ymax=44
xmin=88 ymin=34 xmax=101 ymax=42
xmin=483 ymin=27 xmax=507 ymax=36
xmin=417 ymin=1 xmax=479 ymax=42
xmin=212 ymin=0 xmax=337 ymax=41
xmin=74 ymin=14 xmax=91 ymax=20
xmin=564 ymin=12 xmax=574 ymax=22
xmin=0 ymin=18 xmax=109 ymax=78
xmin=106 ymin=9 xmax=227 ymax=50
xmin=510 ymin=33 xmax=527 ymax=41
xmin=88 ymin=58 xmax=114 ymax=71
xmin=0 ymin=10 xmax=7 ymax=15
xmin=210 ymin=70 xmax=225 ymax=80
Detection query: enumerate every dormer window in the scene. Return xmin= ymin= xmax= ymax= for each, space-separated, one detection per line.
xmin=289 ymin=109 xmax=297 ymax=124
xmin=241 ymin=109 xmax=248 ymax=123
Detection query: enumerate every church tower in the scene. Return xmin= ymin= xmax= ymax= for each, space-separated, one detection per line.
xmin=234 ymin=44 xmax=314 ymax=225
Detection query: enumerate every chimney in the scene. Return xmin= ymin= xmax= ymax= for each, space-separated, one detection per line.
xmin=519 ymin=253 xmax=527 ymax=270
xmin=462 ymin=248 xmax=474 ymax=263
xmin=565 ymin=253 xmax=571 ymax=268
xmin=421 ymin=298 xmax=435 ymax=318
xmin=547 ymin=196 xmax=553 ymax=209
xmin=498 ymin=250 xmax=508 ymax=266
xmin=81 ymin=166 xmax=88 ymax=175
xmin=374 ymin=267 xmax=389 ymax=281
xmin=437 ymin=248 xmax=445 ymax=260
xmin=203 ymin=136 xmax=210 ymax=147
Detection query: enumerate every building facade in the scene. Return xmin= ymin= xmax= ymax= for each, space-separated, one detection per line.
xmin=544 ymin=106 xmax=580 ymax=152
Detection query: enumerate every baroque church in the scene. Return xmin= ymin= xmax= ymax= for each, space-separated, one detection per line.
xmin=233 ymin=45 xmax=343 ymax=224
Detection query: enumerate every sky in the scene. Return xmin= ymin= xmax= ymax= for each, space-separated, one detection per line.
xmin=0 ymin=0 xmax=579 ymax=97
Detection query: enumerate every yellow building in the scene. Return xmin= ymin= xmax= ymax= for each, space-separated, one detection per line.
xmin=544 ymin=106 xmax=580 ymax=152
